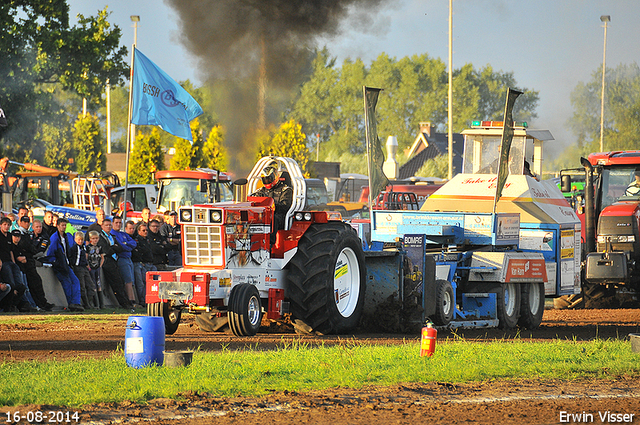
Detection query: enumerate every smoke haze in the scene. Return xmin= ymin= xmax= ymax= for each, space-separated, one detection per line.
xmin=166 ymin=0 xmax=389 ymax=175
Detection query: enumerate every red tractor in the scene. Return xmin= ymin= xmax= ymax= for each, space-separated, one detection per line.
xmin=145 ymin=157 xmax=366 ymax=335
xmin=562 ymin=152 xmax=640 ymax=307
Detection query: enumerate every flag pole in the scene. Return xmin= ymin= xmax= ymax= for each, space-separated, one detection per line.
xmin=123 ymin=45 xmax=136 ymax=222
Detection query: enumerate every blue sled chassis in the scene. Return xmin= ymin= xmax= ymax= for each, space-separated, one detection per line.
xmin=354 ymin=210 xmax=565 ymax=330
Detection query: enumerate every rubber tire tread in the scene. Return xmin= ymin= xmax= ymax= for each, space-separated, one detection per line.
xmin=518 ymin=282 xmax=545 ymax=329
xmin=161 ymin=301 xmax=181 ymax=335
xmin=433 ymin=279 xmax=454 ymax=326
xmin=147 ymin=302 xmax=161 ymax=317
xmin=286 ymin=222 xmax=366 ymax=335
xmin=227 ymin=285 xmax=242 ymax=336
xmin=496 ymin=283 xmax=521 ymax=329
xmin=237 ymin=284 xmax=262 ymax=336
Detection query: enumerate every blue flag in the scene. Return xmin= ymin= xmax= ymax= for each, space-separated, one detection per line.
xmin=131 ymin=48 xmax=203 ymax=141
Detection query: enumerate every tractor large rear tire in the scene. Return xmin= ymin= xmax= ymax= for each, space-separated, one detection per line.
xmin=287 ymin=222 xmax=366 ymax=335
xmin=518 ymin=282 xmax=545 ymax=329
xmin=147 ymin=301 xmax=182 ymax=335
xmin=496 ymin=283 xmax=521 ymax=329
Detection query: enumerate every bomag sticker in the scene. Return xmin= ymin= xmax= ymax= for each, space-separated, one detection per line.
xmin=219 ymin=277 xmax=231 ymax=287
xmin=335 ymin=263 xmax=348 ymax=279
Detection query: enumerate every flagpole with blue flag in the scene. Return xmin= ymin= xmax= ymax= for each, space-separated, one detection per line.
xmin=130 ymin=47 xmax=203 ymax=141
xmin=123 ymin=47 xmax=204 ymax=220
xmin=123 ymin=44 xmax=136 ymax=222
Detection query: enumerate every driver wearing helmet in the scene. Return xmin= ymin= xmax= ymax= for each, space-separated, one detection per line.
xmin=251 ymin=160 xmax=293 ymax=236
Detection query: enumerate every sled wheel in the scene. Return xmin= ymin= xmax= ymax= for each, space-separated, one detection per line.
xmin=518 ymin=282 xmax=545 ymax=329
xmin=497 ymin=283 xmax=521 ymax=329
xmin=287 ymin=222 xmax=366 ymax=335
xmin=228 ymin=284 xmax=262 ymax=336
xmin=432 ymin=279 xmax=454 ymax=326
xmin=147 ymin=301 xmax=182 ymax=335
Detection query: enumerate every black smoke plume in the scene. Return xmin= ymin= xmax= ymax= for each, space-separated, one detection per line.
xmin=166 ymin=0 xmax=389 ymax=175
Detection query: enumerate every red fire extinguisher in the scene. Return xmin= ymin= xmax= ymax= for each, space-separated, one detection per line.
xmin=420 ymin=322 xmax=437 ymax=357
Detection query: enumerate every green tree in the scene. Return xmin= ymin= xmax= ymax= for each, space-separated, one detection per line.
xmin=561 ymin=63 xmax=640 ymax=169
xmin=257 ymin=120 xmax=310 ymax=174
xmin=169 ymin=119 xmax=204 ymax=170
xmin=0 ymin=2 xmax=128 ymax=163
xmin=170 ymin=137 xmax=192 ymax=170
xmin=72 ymin=113 xmax=105 ymax=174
xmin=287 ymin=49 xmax=538 ymax=173
xmin=42 ymin=122 xmax=73 ymax=171
xmin=415 ymin=154 xmax=448 ymax=179
xmin=203 ymin=125 xmax=228 ymax=171
xmin=129 ymin=128 xmax=164 ymax=184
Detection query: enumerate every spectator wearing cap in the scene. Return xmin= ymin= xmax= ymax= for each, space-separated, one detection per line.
xmin=160 ymin=211 xmax=181 ymax=266
xmin=44 ymin=217 xmax=84 ymax=312
xmin=11 ymin=207 xmax=30 ymax=232
xmin=12 ymin=229 xmax=52 ymax=311
xmin=17 ymin=215 xmax=31 ymax=234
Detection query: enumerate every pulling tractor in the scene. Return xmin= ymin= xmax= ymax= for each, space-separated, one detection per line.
xmin=146 ymin=122 xmax=581 ymax=336
xmin=146 ymin=157 xmax=366 ymax=335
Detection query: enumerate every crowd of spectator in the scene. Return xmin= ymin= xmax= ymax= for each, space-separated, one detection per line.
xmin=0 ymin=205 xmax=182 ymax=313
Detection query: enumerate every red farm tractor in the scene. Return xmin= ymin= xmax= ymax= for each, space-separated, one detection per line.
xmin=145 ymin=157 xmax=366 ymax=336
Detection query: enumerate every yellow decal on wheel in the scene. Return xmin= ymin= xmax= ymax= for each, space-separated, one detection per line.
xmin=335 ymin=264 xmax=348 ymax=279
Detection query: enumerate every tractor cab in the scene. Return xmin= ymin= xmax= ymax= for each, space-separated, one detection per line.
xmin=245 ymin=157 xmax=307 ymax=231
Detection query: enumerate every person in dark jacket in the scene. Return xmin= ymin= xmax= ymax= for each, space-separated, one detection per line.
xmin=111 ymin=216 xmax=139 ymax=307
xmin=160 ymin=211 xmax=181 ymax=266
xmin=86 ymin=231 xmax=105 ymax=309
xmin=44 ymin=218 xmax=84 ymax=312
xmin=251 ymin=160 xmax=293 ymax=241
xmin=12 ymin=227 xmax=53 ymax=311
xmin=132 ymin=222 xmax=156 ymax=304
xmin=70 ymin=231 xmax=97 ymax=309
xmin=42 ymin=211 xmax=56 ymax=238
xmin=85 ymin=208 xmax=106 ymax=241
xmin=97 ymin=218 xmax=132 ymax=309
xmin=147 ymin=219 xmax=167 ymax=270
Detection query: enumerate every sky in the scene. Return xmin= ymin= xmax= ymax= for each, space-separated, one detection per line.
xmin=67 ymin=0 xmax=640 ymax=158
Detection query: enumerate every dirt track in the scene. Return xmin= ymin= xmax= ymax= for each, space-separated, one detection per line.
xmin=1 ymin=308 xmax=639 ymax=424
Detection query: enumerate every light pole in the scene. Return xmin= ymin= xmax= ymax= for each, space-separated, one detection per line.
xmin=447 ymin=0 xmax=453 ymax=180
xmin=599 ymin=15 xmax=610 ymax=153
xmin=130 ymin=15 xmax=140 ymax=149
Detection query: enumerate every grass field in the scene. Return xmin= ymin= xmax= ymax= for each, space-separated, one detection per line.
xmin=1 ymin=338 xmax=638 ymax=407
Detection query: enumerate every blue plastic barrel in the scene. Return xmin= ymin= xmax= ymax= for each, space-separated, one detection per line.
xmin=125 ymin=316 xmax=165 ymax=368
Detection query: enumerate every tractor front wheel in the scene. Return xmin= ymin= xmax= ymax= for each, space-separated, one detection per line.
xmin=147 ymin=301 xmax=182 ymax=335
xmin=287 ymin=222 xmax=366 ymax=335
xmin=228 ymin=284 xmax=262 ymax=336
